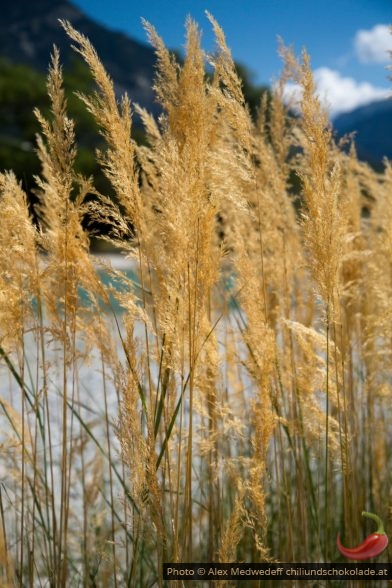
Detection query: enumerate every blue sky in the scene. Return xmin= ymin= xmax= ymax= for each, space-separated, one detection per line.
xmin=72 ymin=0 xmax=392 ymax=116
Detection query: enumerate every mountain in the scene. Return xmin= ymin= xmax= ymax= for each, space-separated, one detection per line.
xmin=333 ymin=99 xmax=392 ymax=169
xmin=0 ymin=0 xmax=157 ymax=112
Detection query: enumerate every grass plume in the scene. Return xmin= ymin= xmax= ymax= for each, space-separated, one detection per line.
xmin=0 ymin=15 xmax=391 ymax=587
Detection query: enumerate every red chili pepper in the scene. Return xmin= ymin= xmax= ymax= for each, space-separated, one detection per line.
xmin=337 ymin=511 xmax=388 ymax=560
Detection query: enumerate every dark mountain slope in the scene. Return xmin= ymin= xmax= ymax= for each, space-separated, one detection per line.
xmin=1 ymin=0 xmax=157 ymax=109
xmin=334 ymin=99 xmax=392 ymax=168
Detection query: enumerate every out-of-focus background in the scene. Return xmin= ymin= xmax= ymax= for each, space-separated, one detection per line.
xmin=1 ymin=0 xmax=391 ymax=202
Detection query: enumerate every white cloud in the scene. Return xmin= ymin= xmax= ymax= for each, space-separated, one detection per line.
xmin=354 ymin=24 xmax=392 ymax=64
xmin=283 ymin=67 xmax=389 ymax=118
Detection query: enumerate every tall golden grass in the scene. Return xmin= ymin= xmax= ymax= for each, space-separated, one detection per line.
xmin=0 ymin=15 xmax=391 ymax=587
